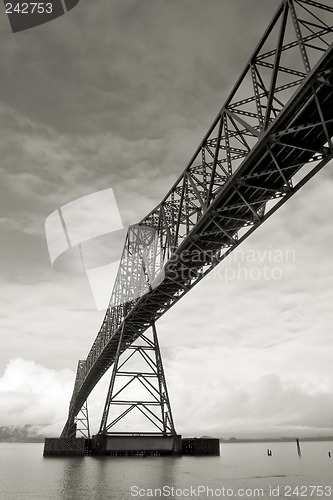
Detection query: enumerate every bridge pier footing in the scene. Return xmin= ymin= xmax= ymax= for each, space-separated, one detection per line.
xmin=43 ymin=435 xmax=220 ymax=456
xmin=90 ymin=434 xmax=182 ymax=456
xmin=43 ymin=437 xmax=86 ymax=457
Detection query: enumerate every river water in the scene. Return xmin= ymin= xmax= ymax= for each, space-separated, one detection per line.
xmin=0 ymin=441 xmax=332 ymax=499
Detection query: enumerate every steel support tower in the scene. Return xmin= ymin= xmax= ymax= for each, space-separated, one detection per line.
xmin=98 ymin=323 xmax=176 ymax=437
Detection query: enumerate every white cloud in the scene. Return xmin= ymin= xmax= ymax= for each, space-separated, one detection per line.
xmin=1 ymin=354 xmax=332 ymax=439
xmin=0 ymin=278 xmax=106 ymax=373
xmin=0 ymin=358 xmax=74 ymax=435
xmin=0 ymin=358 xmax=115 ymax=437
xmin=164 ymin=347 xmax=333 ymax=437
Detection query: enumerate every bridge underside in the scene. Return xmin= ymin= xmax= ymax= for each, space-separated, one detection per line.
xmin=58 ymin=0 xmax=333 ymax=439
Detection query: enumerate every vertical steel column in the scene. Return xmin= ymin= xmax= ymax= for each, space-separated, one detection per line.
xmin=152 ymin=323 xmax=176 ymax=435
xmin=99 ymin=321 xmax=126 ymax=434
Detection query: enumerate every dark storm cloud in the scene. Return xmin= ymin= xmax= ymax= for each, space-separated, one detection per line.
xmin=0 ymin=1 xmax=278 ymax=136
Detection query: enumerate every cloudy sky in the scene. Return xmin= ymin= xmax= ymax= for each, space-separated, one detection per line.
xmin=0 ymin=0 xmax=333 ymax=439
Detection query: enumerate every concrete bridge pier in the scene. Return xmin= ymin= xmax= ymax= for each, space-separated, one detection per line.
xmin=90 ymin=434 xmax=182 ymax=456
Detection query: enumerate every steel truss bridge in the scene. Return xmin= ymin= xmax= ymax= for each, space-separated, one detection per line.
xmin=61 ymin=0 xmax=333 ymax=438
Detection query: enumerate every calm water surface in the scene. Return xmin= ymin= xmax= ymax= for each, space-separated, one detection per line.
xmin=0 ymin=442 xmax=332 ymax=500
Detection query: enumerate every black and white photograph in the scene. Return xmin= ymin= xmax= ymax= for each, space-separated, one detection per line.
xmin=0 ymin=0 xmax=333 ymax=498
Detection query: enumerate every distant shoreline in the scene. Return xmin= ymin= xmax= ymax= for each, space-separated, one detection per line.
xmin=2 ymin=425 xmax=333 ymax=444
xmin=219 ymin=437 xmax=333 ymax=443
xmin=1 ymin=436 xmax=333 ymax=444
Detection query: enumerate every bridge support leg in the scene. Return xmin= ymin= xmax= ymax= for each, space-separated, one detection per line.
xmin=73 ymin=400 xmax=91 ymax=439
xmin=44 ymin=400 xmax=91 ymax=457
xmin=98 ymin=322 xmax=177 ymax=441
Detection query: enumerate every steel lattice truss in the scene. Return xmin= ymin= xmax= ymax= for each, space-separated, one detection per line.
xmin=98 ymin=324 xmax=176 ymax=436
xmin=62 ymin=0 xmax=333 ymax=436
